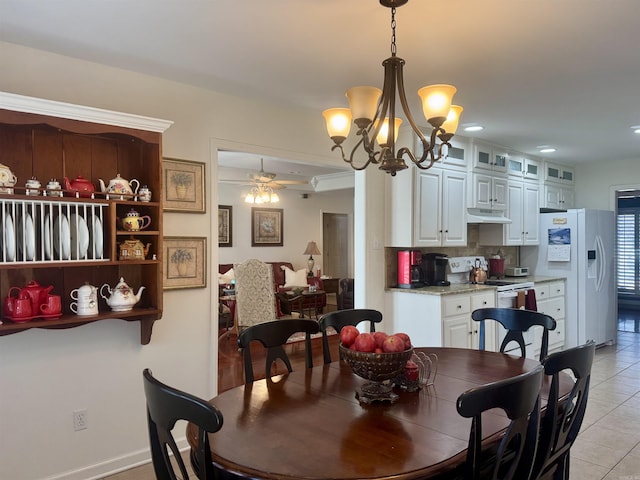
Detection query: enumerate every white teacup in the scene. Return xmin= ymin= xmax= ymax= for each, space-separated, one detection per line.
xmin=70 ymin=300 xmax=98 ymax=316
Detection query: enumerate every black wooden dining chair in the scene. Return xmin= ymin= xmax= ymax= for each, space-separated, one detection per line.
xmin=237 ymin=318 xmax=320 ymax=382
xmin=471 ymin=307 xmax=557 ymax=361
xmin=530 ymin=341 xmax=596 ymax=480
xmin=318 ymin=308 xmax=383 ymax=364
xmin=456 ymin=364 xmax=544 ymax=480
xmin=142 ymin=368 xmax=223 ymax=480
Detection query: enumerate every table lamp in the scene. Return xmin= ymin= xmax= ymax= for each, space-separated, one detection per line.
xmin=303 ymin=241 xmax=321 ymax=276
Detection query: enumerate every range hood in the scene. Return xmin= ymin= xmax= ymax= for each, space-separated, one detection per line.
xmin=466 ymin=208 xmax=512 ymax=224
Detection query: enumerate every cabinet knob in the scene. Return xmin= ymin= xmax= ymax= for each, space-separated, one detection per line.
xmin=483 ymin=301 xmax=487 ymax=305
xmin=457 ymin=305 xmax=462 ymax=309
xmin=445 ymin=229 xmax=449 ymax=233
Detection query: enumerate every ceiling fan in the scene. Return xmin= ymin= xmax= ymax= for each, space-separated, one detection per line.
xmin=219 ymin=158 xmax=308 ymax=190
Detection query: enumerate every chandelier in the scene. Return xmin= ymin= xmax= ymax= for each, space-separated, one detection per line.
xmin=244 ymin=184 xmax=280 ymax=204
xmin=322 ymin=0 xmax=463 ymax=176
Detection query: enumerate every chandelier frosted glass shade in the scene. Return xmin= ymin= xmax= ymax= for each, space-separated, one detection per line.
xmin=322 ymin=1 xmax=462 ymax=176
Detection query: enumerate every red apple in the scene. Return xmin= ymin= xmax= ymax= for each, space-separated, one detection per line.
xmin=382 ymin=334 xmax=406 ymax=353
xmin=373 ymin=331 xmax=388 ymax=348
xmin=395 ymin=332 xmax=412 ymax=349
xmin=340 ymin=325 xmax=360 ymax=347
xmin=353 ymin=332 xmax=376 ymax=352
xmin=405 ymin=360 xmax=419 ymax=381
xmin=375 ymin=347 xmax=383 ymax=354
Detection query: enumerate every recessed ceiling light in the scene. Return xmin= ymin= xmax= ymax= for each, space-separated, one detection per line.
xmin=537 ymin=146 xmax=556 ymax=154
xmin=631 ymin=126 xmax=640 ymax=134
xmin=463 ymin=125 xmax=484 ymax=132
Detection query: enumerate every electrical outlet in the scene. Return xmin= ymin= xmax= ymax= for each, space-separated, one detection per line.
xmin=73 ymin=409 xmax=88 ymax=431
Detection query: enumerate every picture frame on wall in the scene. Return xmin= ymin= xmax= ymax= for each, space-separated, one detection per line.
xmin=218 ymin=205 xmax=233 ymax=247
xmin=163 ymin=236 xmax=207 ymax=290
xmin=251 ymin=207 xmax=283 ymax=247
xmin=162 ymin=158 xmax=206 ymax=213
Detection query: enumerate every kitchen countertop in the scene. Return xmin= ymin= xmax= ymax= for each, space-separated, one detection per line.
xmin=386 ymin=275 xmax=565 ymax=296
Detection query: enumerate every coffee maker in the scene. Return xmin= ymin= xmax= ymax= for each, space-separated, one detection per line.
xmin=397 ymin=250 xmax=424 ymax=288
xmin=422 ymin=253 xmax=451 ymax=286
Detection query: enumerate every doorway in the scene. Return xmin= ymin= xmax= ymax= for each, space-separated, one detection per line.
xmin=616 ymin=189 xmax=640 ymax=332
xmin=322 ymin=212 xmax=350 ymax=278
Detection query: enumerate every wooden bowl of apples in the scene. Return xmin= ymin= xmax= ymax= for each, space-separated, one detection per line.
xmin=339 ymin=328 xmax=413 ymax=382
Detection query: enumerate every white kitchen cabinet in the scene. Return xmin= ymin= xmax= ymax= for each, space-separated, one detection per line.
xmin=508 ymin=156 xmax=540 ymax=181
xmin=388 ymin=167 xmax=467 ymax=247
xmin=415 ymin=132 xmax=468 ymax=170
xmin=388 ymin=289 xmax=496 ymax=350
xmin=417 ymin=169 xmax=467 ymax=247
xmin=469 ymin=173 xmax=508 ymax=211
xmin=471 ymin=141 xmax=508 ymax=174
xmin=544 ymin=162 xmax=574 ymax=184
xmin=534 ymin=280 xmax=566 ymax=356
xmin=479 ymin=180 xmax=540 ymax=246
xmin=443 ymin=291 xmax=496 ymax=350
xmin=542 ymin=184 xmax=574 ymax=210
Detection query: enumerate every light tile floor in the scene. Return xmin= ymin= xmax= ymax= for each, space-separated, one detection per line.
xmin=105 ymin=331 xmax=640 ymax=480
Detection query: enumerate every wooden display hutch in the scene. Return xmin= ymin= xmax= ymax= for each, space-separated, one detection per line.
xmin=0 ymin=92 xmax=172 ymax=344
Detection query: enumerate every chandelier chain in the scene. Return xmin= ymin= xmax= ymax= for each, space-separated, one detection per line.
xmin=390 ymin=7 xmax=397 ymax=56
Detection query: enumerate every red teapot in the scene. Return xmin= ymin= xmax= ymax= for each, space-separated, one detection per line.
xmin=20 ymin=280 xmax=54 ymax=315
xmin=64 ymin=175 xmax=96 ymax=198
xmin=4 ymin=288 xmax=33 ymax=320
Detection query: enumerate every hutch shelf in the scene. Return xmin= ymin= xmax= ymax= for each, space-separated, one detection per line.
xmin=0 ymin=92 xmax=172 ymax=344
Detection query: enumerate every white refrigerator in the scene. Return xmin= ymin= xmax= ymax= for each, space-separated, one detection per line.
xmin=521 ymin=209 xmax=616 ymax=348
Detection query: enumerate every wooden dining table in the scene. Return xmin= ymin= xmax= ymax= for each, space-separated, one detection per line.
xmin=187 ymin=347 xmax=572 ymax=480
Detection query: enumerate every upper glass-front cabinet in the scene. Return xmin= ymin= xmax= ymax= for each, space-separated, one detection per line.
xmin=544 ymin=162 xmax=574 ymax=184
xmin=471 ymin=141 xmax=508 ymax=174
xmin=508 ymin=156 xmax=540 ymax=180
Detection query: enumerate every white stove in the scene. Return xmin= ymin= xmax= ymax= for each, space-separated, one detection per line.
xmin=446 ymin=256 xmax=489 ymax=284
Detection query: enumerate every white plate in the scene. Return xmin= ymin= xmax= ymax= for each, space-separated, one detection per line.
xmin=43 ymin=214 xmax=52 ymax=260
xmin=4 ymin=213 xmax=15 ymax=261
xmin=69 ymin=214 xmax=89 ymax=260
xmin=17 ymin=212 xmax=36 ymax=261
xmin=53 ymin=214 xmax=71 ymax=260
xmin=89 ymin=216 xmax=103 ymax=259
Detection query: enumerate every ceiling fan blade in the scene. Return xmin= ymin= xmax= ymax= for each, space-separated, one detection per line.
xmin=273 ymin=179 xmax=308 ymax=185
xmin=219 ymin=179 xmax=253 ymax=185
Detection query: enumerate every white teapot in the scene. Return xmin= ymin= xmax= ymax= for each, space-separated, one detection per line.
xmin=98 ymin=174 xmax=140 ymax=197
xmin=0 ymin=162 xmax=17 ymax=194
xmin=100 ymin=277 xmax=145 ymax=312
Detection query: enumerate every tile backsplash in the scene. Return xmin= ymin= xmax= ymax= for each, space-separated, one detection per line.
xmin=385 ymin=224 xmax=519 ymax=288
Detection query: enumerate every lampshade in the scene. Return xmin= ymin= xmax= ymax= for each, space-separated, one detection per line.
xmin=441 ymin=105 xmax=463 ymax=135
xmin=376 ymin=117 xmax=403 ymax=146
xmin=322 ymin=108 xmax=352 ymax=140
xmin=346 ymin=86 xmax=382 ymax=122
xmin=303 ymin=241 xmax=321 ymax=256
xmin=417 ymin=84 xmax=457 ymax=125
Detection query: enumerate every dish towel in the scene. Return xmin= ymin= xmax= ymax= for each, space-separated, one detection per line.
xmin=525 ymin=289 xmax=537 ymax=311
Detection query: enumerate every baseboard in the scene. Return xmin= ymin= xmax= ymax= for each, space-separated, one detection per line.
xmin=41 ymin=438 xmax=189 ymax=480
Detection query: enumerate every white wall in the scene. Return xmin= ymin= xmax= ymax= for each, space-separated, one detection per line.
xmin=0 ymin=41 xmax=377 ymax=480
xmin=217 ymin=183 xmax=354 ymax=274
xmin=574 ymin=158 xmax=640 ymax=210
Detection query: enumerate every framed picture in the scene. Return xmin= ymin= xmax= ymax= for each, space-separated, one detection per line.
xmin=251 ymin=207 xmax=283 ymax=246
xmin=163 ymin=236 xmax=207 ymax=290
xmin=218 ymin=205 xmax=233 ymax=247
xmin=163 ymin=158 xmax=206 ymax=213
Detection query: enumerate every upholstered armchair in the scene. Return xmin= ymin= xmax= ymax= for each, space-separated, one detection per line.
xmin=234 ymin=259 xmax=280 ymax=331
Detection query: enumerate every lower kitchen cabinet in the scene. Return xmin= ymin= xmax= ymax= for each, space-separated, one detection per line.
xmin=388 ymin=289 xmax=496 ymax=349
xmin=534 ymin=280 xmax=566 ymax=356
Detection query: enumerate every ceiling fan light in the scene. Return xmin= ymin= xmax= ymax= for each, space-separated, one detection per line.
xmin=418 ymin=84 xmax=456 ymax=126
xmin=346 ymin=86 xmax=382 ymax=124
xmin=376 ymin=117 xmax=403 ymax=146
xmin=245 ymin=192 xmax=256 ymax=203
xmin=271 ymin=192 xmax=280 ymax=203
xmin=441 ymin=105 xmax=463 ymax=135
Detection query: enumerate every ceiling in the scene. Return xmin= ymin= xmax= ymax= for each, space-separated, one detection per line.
xmin=2 ymin=0 xmax=640 ymax=177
